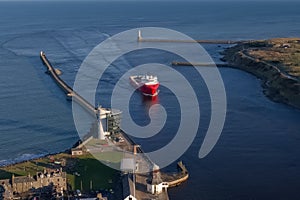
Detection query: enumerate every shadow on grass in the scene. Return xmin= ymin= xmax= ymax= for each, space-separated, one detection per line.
xmin=0 ymin=169 xmax=13 ymax=180
xmin=65 ymin=156 xmax=120 ymax=192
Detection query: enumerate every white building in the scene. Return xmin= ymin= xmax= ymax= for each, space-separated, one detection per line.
xmin=147 ymin=164 xmax=168 ymax=195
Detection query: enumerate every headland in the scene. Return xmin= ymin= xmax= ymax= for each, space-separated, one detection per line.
xmin=222 ymin=38 xmax=300 ymax=109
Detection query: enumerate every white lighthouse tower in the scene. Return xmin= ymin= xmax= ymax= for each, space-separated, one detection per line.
xmin=138 ymin=30 xmax=142 ymax=42
xmin=96 ymin=106 xmax=106 ymax=140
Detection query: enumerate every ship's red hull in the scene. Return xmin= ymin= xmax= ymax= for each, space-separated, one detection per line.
xmin=129 ymin=75 xmax=159 ymax=97
xmin=140 ymin=83 xmax=159 ymax=96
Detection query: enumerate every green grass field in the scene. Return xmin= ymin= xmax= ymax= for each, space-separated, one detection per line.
xmin=68 ymin=153 xmax=120 ymax=192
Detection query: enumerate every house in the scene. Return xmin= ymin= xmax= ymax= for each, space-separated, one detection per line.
xmin=71 ymin=148 xmax=83 ymax=156
xmin=147 ymin=164 xmax=168 ymax=195
xmin=0 ymin=168 xmax=67 ymax=196
xmin=281 ymin=43 xmax=291 ymax=49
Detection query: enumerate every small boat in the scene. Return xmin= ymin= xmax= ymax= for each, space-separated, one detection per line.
xmin=129 ymin=75 xmax=159 ymax=97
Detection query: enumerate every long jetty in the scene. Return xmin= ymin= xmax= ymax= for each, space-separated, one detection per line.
xmin=164 ymin=161 xmax=189 ymax=187
xmin=40 ymin=51 xmax=96 ymax=115
xmin=137 ymin=30 xmax=246 ymax=44
xmin=139 ymin=38 xmax=241 ymax=44
xmin=171 ymin=61 xmax=230 ymax=67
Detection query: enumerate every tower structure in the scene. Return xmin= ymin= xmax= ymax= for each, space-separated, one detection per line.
xmin=96 ymin=106 xmax=106 ymax=140
xmin=138 ymin=30 xmax=142 ymax=41
xmin=147 ymin=164 xmax=168 ymax=194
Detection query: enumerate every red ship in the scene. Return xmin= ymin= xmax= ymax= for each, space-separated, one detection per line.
xmin=129 ymin=75 xmax=159 ymax=97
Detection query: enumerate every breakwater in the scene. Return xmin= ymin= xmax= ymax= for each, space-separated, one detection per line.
xmin=162 ymin=161 xmax=189 ymax=187
xmin=137 ymin=30 xmax=246 ymax=44
xmin=40 ymin=51 xmax=96 ymax=115
xmin=171 ymin=61 xmax=230 ymax=67
xmin=139 ymin=38 xmax=243 ymax=44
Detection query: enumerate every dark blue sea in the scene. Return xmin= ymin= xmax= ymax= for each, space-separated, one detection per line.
xmin=1 ymin=1 xmax=300 ymax=199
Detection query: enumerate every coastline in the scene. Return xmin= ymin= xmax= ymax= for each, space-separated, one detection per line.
xmin=2 ymin=38 xmax=300 ymax=169
xmin=221 ymin=38 xmax=300 ymax=109
xmin=0 ymin=139 xmax=82 ymax=167
xmin=0 ymin=146 xmax=120 ymax=199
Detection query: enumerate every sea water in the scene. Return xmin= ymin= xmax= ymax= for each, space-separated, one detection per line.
xmin=0 ymin=1 xmax=300 ymax=199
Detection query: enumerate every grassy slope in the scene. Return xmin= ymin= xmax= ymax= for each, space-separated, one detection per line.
xmin=248 ymin=38 xmax=300 ymax=78
xmin=222 ymin=38 xmax=300 ymax=108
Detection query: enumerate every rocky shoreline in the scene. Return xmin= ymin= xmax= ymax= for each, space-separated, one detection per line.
xmin=221 ymin=39 xmax=300 ymax=109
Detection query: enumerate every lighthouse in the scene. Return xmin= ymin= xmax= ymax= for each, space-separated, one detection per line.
xmin=147 ymin=164 xmax=168 ymax=194
xmin=96 ymin=106 xmax=106 ymax=140
xmin=138 ymin=30 xmax=142 ymax=42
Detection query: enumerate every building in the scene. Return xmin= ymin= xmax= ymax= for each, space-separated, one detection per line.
xmin=0 ymin=168 xmax=67 ymax=196
xmin=147 ymin=164 xmax=168 ymax=195
xmin=106 ymin=109 xmax=122 ymax=135
xmin=85 ymin=107 xmax=121 ymax=140
xmin=0 ymin=179 xmax=12 ymax=199
xmin=71 ymin=148 xmax=83 ymax=156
